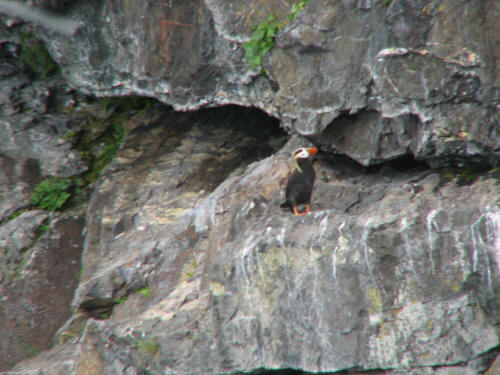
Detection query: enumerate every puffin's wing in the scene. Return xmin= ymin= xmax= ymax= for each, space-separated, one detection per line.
xmin=280 ymin=165 xmax=294 ymax=209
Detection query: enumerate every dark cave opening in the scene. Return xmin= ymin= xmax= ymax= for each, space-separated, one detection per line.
xmin=364 ymin=154 xmax=430 ymax=174
xmin=315 ymin=148 xmax=430 ymax=183
xmin=196 ymin=104 xmax=289 ymax=161
xmin=168 ymin=104 xmax=289 ymax=193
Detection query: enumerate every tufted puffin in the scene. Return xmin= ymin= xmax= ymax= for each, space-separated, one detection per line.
xmin=281 ymin=147 xmax=318 ymax=216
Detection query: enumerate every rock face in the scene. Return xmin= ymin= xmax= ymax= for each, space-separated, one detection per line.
xmin=0 ymin=18 xmax=88 ymax=371
xmin=0 ymin=212 xmax=84 ymax=371
xmin=41 ymin=0 xmax=500 ymax=167
xmin=0 ymin=0 xmax=500 ymax=374
xmin=8 ymin=105 xmax=500 ymax=374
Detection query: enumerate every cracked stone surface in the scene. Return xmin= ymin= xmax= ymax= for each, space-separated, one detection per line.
xmin=36 ymin=0 xmax=500 ymax=166
xmin=8 ymin=106 xmax=500 ymax=374
xmin=1 ymin=1 xmax=500 ymax=374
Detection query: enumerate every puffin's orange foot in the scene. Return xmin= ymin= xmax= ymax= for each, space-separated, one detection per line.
xmin=293 ymin=205 xmax=310 ymax=216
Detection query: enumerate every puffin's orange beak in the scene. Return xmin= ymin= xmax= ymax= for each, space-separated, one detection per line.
xmin=307 ymin=147 xmax=318 ymax=156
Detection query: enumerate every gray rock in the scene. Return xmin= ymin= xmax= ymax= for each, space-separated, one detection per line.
xmin=0 ymin=22 xmax=90 ymax=370
xmin=0 ymin=1 xmax=500 ymax=373
xmin=10 ymin=106 xmax=498 ymax=374
xmin=0 ymin=21 xmax=87 ymax=222
xmin=0 ymin=111 xmax=87 ymax=220
xmin=37 ymin=0 xmax=500 ymax=166
xmin=0 ymin=211 xmax=84 ymax=370
xmin=0 ymin=210 xmax=48 ymax=270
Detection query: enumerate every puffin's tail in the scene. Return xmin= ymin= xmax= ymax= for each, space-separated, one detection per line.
xmin=280 ymin=201 xmax=291 ymax=211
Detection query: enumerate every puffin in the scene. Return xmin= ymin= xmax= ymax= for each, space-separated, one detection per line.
xmin=281 ymin=147 xmax=318 ymax=216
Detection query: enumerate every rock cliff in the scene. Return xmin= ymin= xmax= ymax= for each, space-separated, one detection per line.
xmin=40 ymin=0 xmax=500 ymax=167
xmin=1 ymin=0 xmax=499 ymax=374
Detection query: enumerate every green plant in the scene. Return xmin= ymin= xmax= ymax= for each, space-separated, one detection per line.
xmin=185 ymin=257 xmax=198 ymax=279
xmin=136 ymin=287 xmax=152 ymax=298
xmin=6 ymin=208 xmax=26 ymax=222
xmin=113 ymin=286 xmax=150 ymax=306
xmin=114 ymin=295 xmax=129 ymax=304
xmin=456 ymin=168 xmax=486 ymax=186
xmin=29 ymin=178 xmax=72 ymax=211
xmin=19 ymin=31 xmax=59 ymax=78
xmin=61 ymin=130 xmax=77 ymax=141
xmin=93 ymin=122 xmax=125 ymax=176
xmin=288 ymin=0 xmax=309 ymax=21
xmin=36 ymin=222 xmax=50 ymax=236
xmin=99 ymin=312 xmax=111 ymax=320
xmin=98 ymin=96 xmax=155 ymax=113
xmin=243 ymin=14 xmax=282 ymax=71
xmin=79 ymin=117 xmax=126 ymax=184
xmin=29 ymin=95 xmax=151 ymax=213
xmin=243 ymin=0 xmax=310 ymax=71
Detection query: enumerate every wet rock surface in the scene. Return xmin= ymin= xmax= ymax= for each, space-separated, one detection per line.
xmin=0 ymin=1 xmax=499 ymax=374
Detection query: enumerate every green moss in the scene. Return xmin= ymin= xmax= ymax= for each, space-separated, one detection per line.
xmin=456 ymin=168 xmax=486 ymax=186
xmin=437 ymin=166 xmax=494 ymax=191
xmin=99 ymin=312 xmax=111 ymax=320
xmin=98 ymin=96 xmax=155 ymax=113
xmin=443 ymin=172 xmax=456 ymax=181
xmin=18 ymin=31 xmax=59 ymax=78
xmin=135 ymin=286 xmax=152 ymax=298
xmin=36 ymin=222 xmax=50 ymax=236
xmin=21 ymin=342 xmax=41 ymax=357
xmin=85 ymin=120 xmax=125 ymax=183
xmin=61 ymin=130 xmax=77 ymax=141
xmin=29 ymin=178 xmax=72 ymax=211
xmin=27 ymin=96 xmax=153 ymax=213
xmin=74 ymin=96 xmax=155 ymax=187
xmin=114 ymin=295 xmax=129 ymax=304
xmin=136 ymin=339 xmax=160 ymax=357
xmin=243 ymin=0 xmax=310 ymax=72
xmin=184 ymin=257 xmax=198 ymax=279
xmin=6 ymin=208 xmax=27 ymax=222
xmin=112 ymin=285 xmax=151 ymax=305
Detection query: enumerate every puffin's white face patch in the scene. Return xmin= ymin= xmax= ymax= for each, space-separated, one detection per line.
xmin=293 ymin=148 xmax=310 ymax=159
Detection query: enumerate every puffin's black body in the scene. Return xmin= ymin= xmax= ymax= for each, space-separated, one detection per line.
xmin=282 ymin=147 xmax=317 ymax=216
